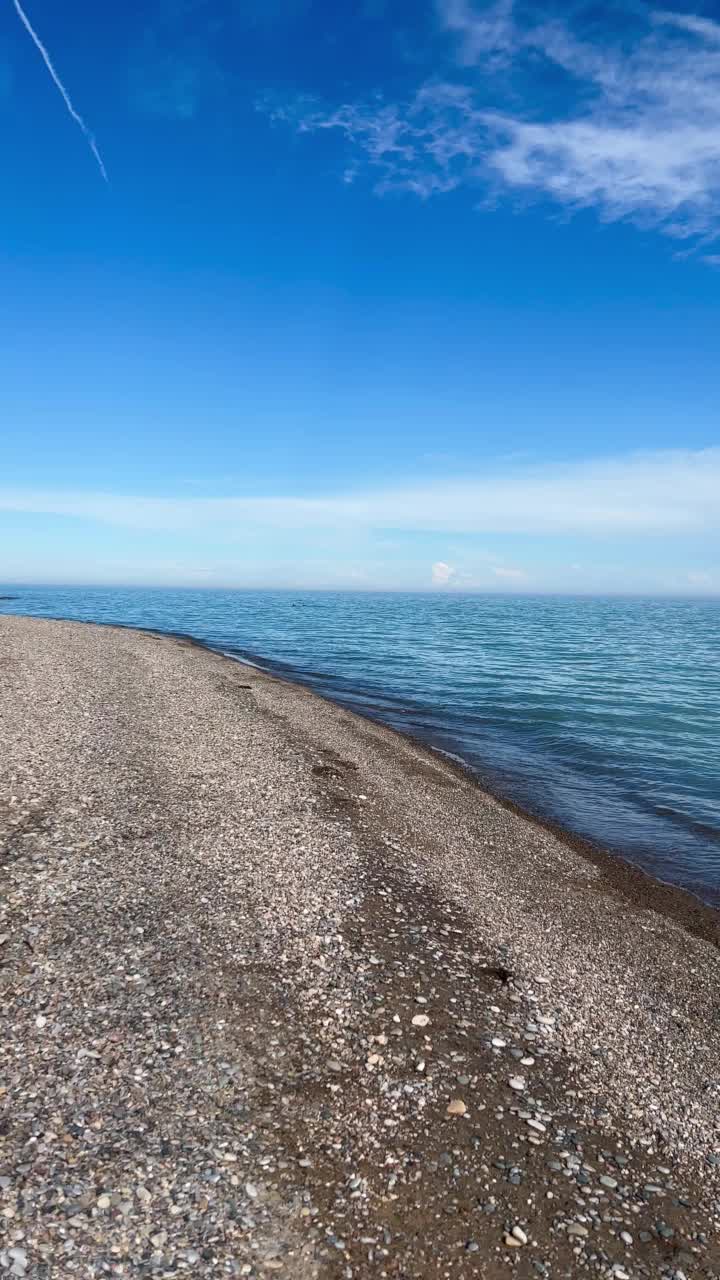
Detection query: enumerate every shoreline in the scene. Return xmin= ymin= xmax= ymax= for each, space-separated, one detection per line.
xmin=2 ymin=615 xmax=719 ymax=1277
xmin=7 ymin=608 xmax=720 ymax=938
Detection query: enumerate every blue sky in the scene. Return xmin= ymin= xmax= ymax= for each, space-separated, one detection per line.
xmin=1 ymin=0 xmax=719 ymax=592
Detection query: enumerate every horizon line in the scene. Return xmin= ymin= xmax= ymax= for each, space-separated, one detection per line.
xmin=1 ymin=582 xmax=718 ymax=601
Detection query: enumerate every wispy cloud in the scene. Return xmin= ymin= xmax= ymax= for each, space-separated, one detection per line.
xmin=266 ymin=3 xmax=720 ymax=246
xmin=654 ymin=11 xmax=720 ymax=43
xmin=11 ymin=0 xmax=107 ymax=182
xmin=1 ymin=448 xmax=718 ymax=536
xmin=440 ymin=0 xmax=514 ymax=65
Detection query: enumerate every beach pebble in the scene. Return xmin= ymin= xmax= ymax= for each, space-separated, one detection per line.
xmin=446 ymin=1099 xmax=467 ymax=1116
xmin=412 ymin=1014 xmax=430 ymax=1027
xmin=509 ymin=1075 xmax=526 ymax=1091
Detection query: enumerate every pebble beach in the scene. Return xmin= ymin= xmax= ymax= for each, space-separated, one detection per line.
xmin=1 ymin=615 xmax=719 ymax=1279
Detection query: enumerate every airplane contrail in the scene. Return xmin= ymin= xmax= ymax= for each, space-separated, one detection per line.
xmin=11 ymin=0 xmax=108 ymax=182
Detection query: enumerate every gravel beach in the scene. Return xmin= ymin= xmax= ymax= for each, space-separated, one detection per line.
xmin=1 ymin=615 xmax=719 ymax=1280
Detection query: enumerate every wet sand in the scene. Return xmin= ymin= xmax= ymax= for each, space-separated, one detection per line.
xmin=1 ymin=615 xmax=718 ymax=1278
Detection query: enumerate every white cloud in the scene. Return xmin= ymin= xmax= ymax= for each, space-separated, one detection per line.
xmin=440 ymin=0 xmax=514 ymax=65
xmin=653 ymin=12 xmax=720 ymax=43
xmin=269 ymin=4 xmax=720 ymax=245
xmin=431 ymin=560 xmax=456 ymax=583
xmin=1 ymin=448 xmax=718 ymax=537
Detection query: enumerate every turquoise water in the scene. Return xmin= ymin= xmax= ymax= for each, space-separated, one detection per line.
xmin=2 ymin=586 xmax=719 ymax=904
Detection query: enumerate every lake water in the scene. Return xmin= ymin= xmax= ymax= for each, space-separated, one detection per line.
xmin=2 ymin=586 xmax=718 ymax=904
